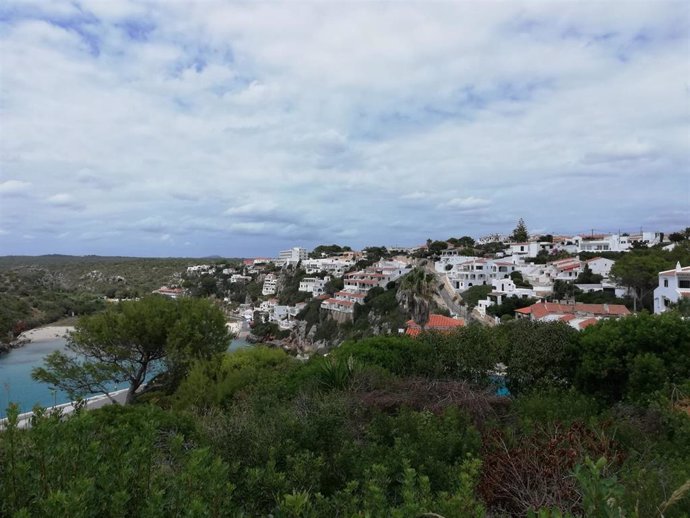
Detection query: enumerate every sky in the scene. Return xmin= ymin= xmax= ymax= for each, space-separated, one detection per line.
xmin=0 ymin=1 xmax=688 ymax=257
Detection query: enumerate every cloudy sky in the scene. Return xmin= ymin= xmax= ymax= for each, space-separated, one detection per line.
xmin=0 ymin=1 xmax=688 ymax=257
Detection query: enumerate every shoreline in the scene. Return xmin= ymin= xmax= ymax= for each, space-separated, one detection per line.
xmin=17 ymin=325 xmax=75 ymax=344
xmin=0 ymin=388 xmax=129 ymax=430
xmin=1 ymin=325 xmax=75 ymax=354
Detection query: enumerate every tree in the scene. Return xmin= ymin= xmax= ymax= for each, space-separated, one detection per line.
xmin=428 ymin=240 xmax=449 ymax=255
xmin=32 ymin=296 xmax=230 ymax=404
xmin=610 ymin=251 xmax=668 ymax=311
xmin=461 ymin=284 xmax=492 ymax=309
xmin=575 ymin=264 xmax=603 ymax=284
xmin=510 ymin=218 xmax=529 ymax=242
xmin=551 ymin=279 xmax=578 ymax=300
xmin=668 ymin=232 xmax=685 ymax=243
xmin=575 ymin=312 xmax=690 ymax=402
xmin=448 ymin=236 xmax=475 ymax=248
xmin=509 ymin=271 xmax=532 ymax=288
xmin=396 ymin=268 xmax=436 ymax=326
xmin=501 ymin=320 xmax=579 ymax=395
xmin=310 ymin=244 xmax=352 ymax=258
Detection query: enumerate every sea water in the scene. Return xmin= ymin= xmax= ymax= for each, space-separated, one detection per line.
xmin=0 ymin=336 xmax=251 ymax=417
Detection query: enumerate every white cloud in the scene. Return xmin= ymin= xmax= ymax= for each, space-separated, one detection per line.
xmin=0 ymin=1 xmax=687 ymax=255
xmin=443 ymin=197 xmax=491 ymax=210
xmin=0 ymin=180 xmax=32 ymax=195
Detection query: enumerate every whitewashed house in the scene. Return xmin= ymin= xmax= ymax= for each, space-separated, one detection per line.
xmin=653 ymin=263 xmax=690 ymax=314
xmin=298 ymin=276 xmax=331 ymax=297
xmin=303 ymin=258 xmax=354 ymax=277
xmin=476 ymin=278 xmax=552 ymax=316
xmin=447 ymin=259 xmax=518 ymax=292
xmin=584 ymin=257 xmax=615 ymax=278
xmin=262 ymin=274 xmax=278 ymax=296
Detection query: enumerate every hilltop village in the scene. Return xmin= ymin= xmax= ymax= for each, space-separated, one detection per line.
xmin=155 ymin=222 xmax=690 ymax=354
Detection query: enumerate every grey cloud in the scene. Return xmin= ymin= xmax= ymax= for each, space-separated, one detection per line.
xmin=0 ymin=1 xmax=687 ymax=255
xmin=0 ymin=180 xmax=32 ymax=196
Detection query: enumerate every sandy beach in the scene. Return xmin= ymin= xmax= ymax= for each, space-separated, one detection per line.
xmin=18 ymin=326 xmax=75 ymax=343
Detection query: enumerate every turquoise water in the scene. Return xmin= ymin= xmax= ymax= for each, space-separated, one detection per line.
xmin=0 ymin=336 xmax=251 ymax=417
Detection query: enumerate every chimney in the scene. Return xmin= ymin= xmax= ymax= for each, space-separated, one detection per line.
xmin=677 ymin=261 xmax=682 ymax=273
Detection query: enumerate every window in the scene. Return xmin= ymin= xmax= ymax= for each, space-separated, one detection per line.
xmin=664 ymin=279 xmax=668 ymax=287
xmin=679 ymin=280 xmax=690 ymax=289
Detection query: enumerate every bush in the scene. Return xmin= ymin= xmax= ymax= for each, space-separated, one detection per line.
xmin=575 ymin=312 xmax=690 ymax=403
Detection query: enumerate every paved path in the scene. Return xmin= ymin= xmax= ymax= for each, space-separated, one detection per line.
xmin=418 ymin=259 xmax=467 ymax=319
xmin=0 ymin=389 xmax=129 ymax=430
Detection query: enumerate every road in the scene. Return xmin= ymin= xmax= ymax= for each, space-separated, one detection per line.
xmin=418 ymin=259 xmax=467 ymax=319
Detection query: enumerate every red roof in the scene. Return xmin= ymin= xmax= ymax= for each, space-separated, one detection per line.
xmin=516 ymin=302 xmax=630 ymax=319
xmin=324 ymin=298 xmax=354 ymax=307
xmin=578 ymin=318 xmax=599 ymax=329
xmin=335 ymin=291 xmax=366 ymax=298
xmin=405 ymin=314 xmax=465 ymax=336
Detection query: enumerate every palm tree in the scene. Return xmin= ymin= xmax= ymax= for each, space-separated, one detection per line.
xmin=396 ymin=268 xmax=436 ymax=328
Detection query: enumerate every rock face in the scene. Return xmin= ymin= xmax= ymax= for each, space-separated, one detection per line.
xmin=0 ymin=337 xmax=29 ymax=353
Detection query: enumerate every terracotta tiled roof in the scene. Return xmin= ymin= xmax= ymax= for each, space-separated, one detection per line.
xmin=335 ymin=291 xmax=366 ymax=298
xmin=324 ymin=298 xmax=354 ymax=307
xmin=516 ymin=302 xmax=630 ymax=319
xmin=578 ymin=318 xmax=599 ymax=329
xmin=405 ymin=314 xmax=465 ymax=337
xmin=426 ymin=314 xmax=466 ymax=329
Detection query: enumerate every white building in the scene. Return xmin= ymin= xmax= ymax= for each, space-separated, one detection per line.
xmin=152 ymin=286 xmax=184 ymax=299
xmin=508 ymin=241 xmax=559 ymax=259
xmin=277 ymin=247 xmax=308 ymax=266
xmin=447 ymin=258 xmax=518 ymax=292
xmin=230 ymin=274 xmax=252 ymax=283
xmin=476 ymin=278 xmax=552 ymax=317
xmin=323 ymin=260 xmax=411 ymax=319
xmin=186 ymin=265 xmax=212 ymax=275
xmin=584 ymin=257 xmax=615 ymax=278
xmin=344 ymin=259 xmax=411 ymax=293
xmin=436 ymin=251 xmax=478 ymax=271
xmin=298 ymin=276 xmax=331 ymax=297
xmin=574 ymin=232 xmax=661 ymax=253
xmin=262 ymin=274 xmax=278 ymax=296
xmin=653 ymin=263 xmax=690 ymax=314
xmin=546 ymin=257 xmax=583 ymax=281
xmin=302 ymin=258 xmax=354 ymax=277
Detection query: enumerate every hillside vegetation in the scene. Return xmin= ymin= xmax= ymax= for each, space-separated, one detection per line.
xmin=2 ymin=311 xmax=689 ymax=517
xmin=0 ymin=256 xmax=230 ymax=343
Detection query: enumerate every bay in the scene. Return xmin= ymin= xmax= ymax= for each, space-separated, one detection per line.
xmin=0 ymin=335 xmax=251 ymax=417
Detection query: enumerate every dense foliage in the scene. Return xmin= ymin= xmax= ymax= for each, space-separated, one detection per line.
xmin=0 ymin=256 xmax=222 ymax=343
xmin=2 ymin=312 xmax=689 ymax=517
xmin=32 ymin=296 xmax=230 ymax=403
